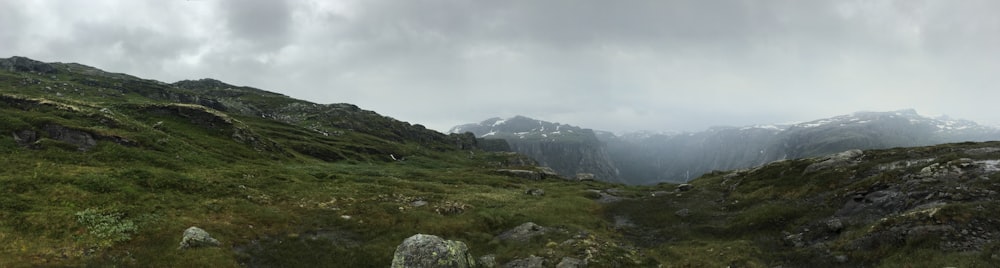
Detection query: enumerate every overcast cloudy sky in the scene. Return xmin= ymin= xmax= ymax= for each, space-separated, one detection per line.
xmin=3 ymin=0 xmax=999 ymax=133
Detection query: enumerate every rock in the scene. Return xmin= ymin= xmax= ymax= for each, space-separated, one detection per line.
xmin=502 ymin=255 xmax=545 ymax=268
xmin=804 ymin=149 xmax=863 ymax=173
xmin=390 ymin=234 xmax=475 ymax=268
xmin=498 ymin=222 xmax=548 ymax=243
xmin=587 ymin=189 xmax=622 ymax=204
xmin=525 ymin=188 xmax=545 ymax=196
xmin=675 ymin=208 xmax=691 ymax=218
xmin=495 ymin=169 xmax=542 ymax=180
xmin=11 ymin=130 xmax=38 ymax=147
xmin=179 ymin=226 xmax=220 ymax=249
xmin=479 ymin=254 xmax=497 ymax=268
xmin=44 ymin=124 xmax=97 ymax=151
xmin=650 ymin=190 xmax=670 ymax=197
xmin=834 ymin=255 xmax=848 ymax=263
xmin=826 ymin=218 xmax=844 ymax=232
xmin=575 ymin=173 xmax=596 ymax=181
xmin=0 ymin=56 xmax=58 ymax=74
xmin=410 ymin=200 xmax=428 ymax=207
xmin=537 ymin=167 xmax=560 ymax=179
xmin=556 ymin=257 xmax=587 ymax=268
xmin=676 ymin=184 xmax=693 ymax=192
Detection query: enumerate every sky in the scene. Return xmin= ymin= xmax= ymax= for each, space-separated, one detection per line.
xmin=3 ymin=0 xmax=1000 ymax=133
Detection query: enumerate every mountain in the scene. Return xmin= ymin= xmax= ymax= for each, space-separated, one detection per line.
xmin=603 ymin=109 xmax=1000 ymax=184
xmin=450 ymin=116 xmax=623 ymax=183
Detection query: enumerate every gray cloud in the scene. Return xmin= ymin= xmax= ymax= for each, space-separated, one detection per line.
xmin=5 ymin=0 xmax=1000 ymax=132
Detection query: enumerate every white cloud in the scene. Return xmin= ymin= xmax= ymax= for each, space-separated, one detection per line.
xmin=5 ymin=0 xmax=1000 ymax=132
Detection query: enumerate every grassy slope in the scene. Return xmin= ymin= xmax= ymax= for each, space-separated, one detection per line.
xmin=0 ymin=62 xmax=644 ymax=267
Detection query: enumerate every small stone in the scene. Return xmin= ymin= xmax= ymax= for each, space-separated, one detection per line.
xmin=835 ymin=255 xmax=848 ymax=263
xmin=410 ymin=200 xmax=428 ymax=207
xmin=826 ymin=218 xmax=844 ymax=232
xmin=526 ymin=188 xmax=545 ymax=196
xmin=677 ymin=184 xmax=693 ymax=192
xmin=675 ymin=208 xmax=691 ymax=218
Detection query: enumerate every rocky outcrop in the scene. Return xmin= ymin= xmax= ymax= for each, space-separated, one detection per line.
xmin=43 ymin=124 xmax=97 ymax=151
xmin=803 ymin=149 xmax=863 ymax=174
xmin=0 ymin=56 xmax=58 ymax=74
xmin=498 ymin=222 xmax=549 ymax=243
xmin=179 ymin=227 xmax=220 ymax=249
xmin=390 ymin=234 xmax=475 ymax=268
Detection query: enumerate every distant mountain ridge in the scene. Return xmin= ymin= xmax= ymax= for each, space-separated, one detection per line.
xmin=456 ymin=110 xmax=1000 ymax=185
xmin=450 ymin=116 xmax=623 ymax=183
xmin=602 ymin=109 xmax=1000 ymax=184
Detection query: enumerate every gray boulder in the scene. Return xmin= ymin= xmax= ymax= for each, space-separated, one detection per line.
xmin=674 ymin=208 xmax=691 ymax=218
xmin=179 ymin=226 xmax=220 ymax=249
xmin=498 ymin=222 xmax=549 ymax=243
xmin=525 ymin=188 xmax=545 ymax=196
xmin=502 ymin=255 xmax=545 ymax=268
xmin=391 ymin=234 xmax=475 ymax=268
xmin=556 ymin=257 xmax=587 ymax=268
xmin=478 ymin=254 xmax=497 ymax=268
xmin=575 ymin=173 xmax=596 ymax=181
xmin=676 ymin=184 xmax=692 ymax=192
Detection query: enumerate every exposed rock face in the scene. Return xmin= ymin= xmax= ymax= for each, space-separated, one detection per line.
xmin=390 ymin=234 xmax=475 ymax=268
xmin=11 ymin=130 xmax=38 ymax=147
xmin=498 ymin=222 xmax=549 ymax=243
xmin=179 ymin=226 xmax=220 ymax=249
xmin=0 ymin=56 xmax=58 ymax=74
xmin=43 ymin=124 xmax=97 ymax=151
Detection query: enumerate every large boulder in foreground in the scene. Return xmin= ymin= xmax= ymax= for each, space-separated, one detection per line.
xmin=391 ymin=234 xmax=475 ymax=268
